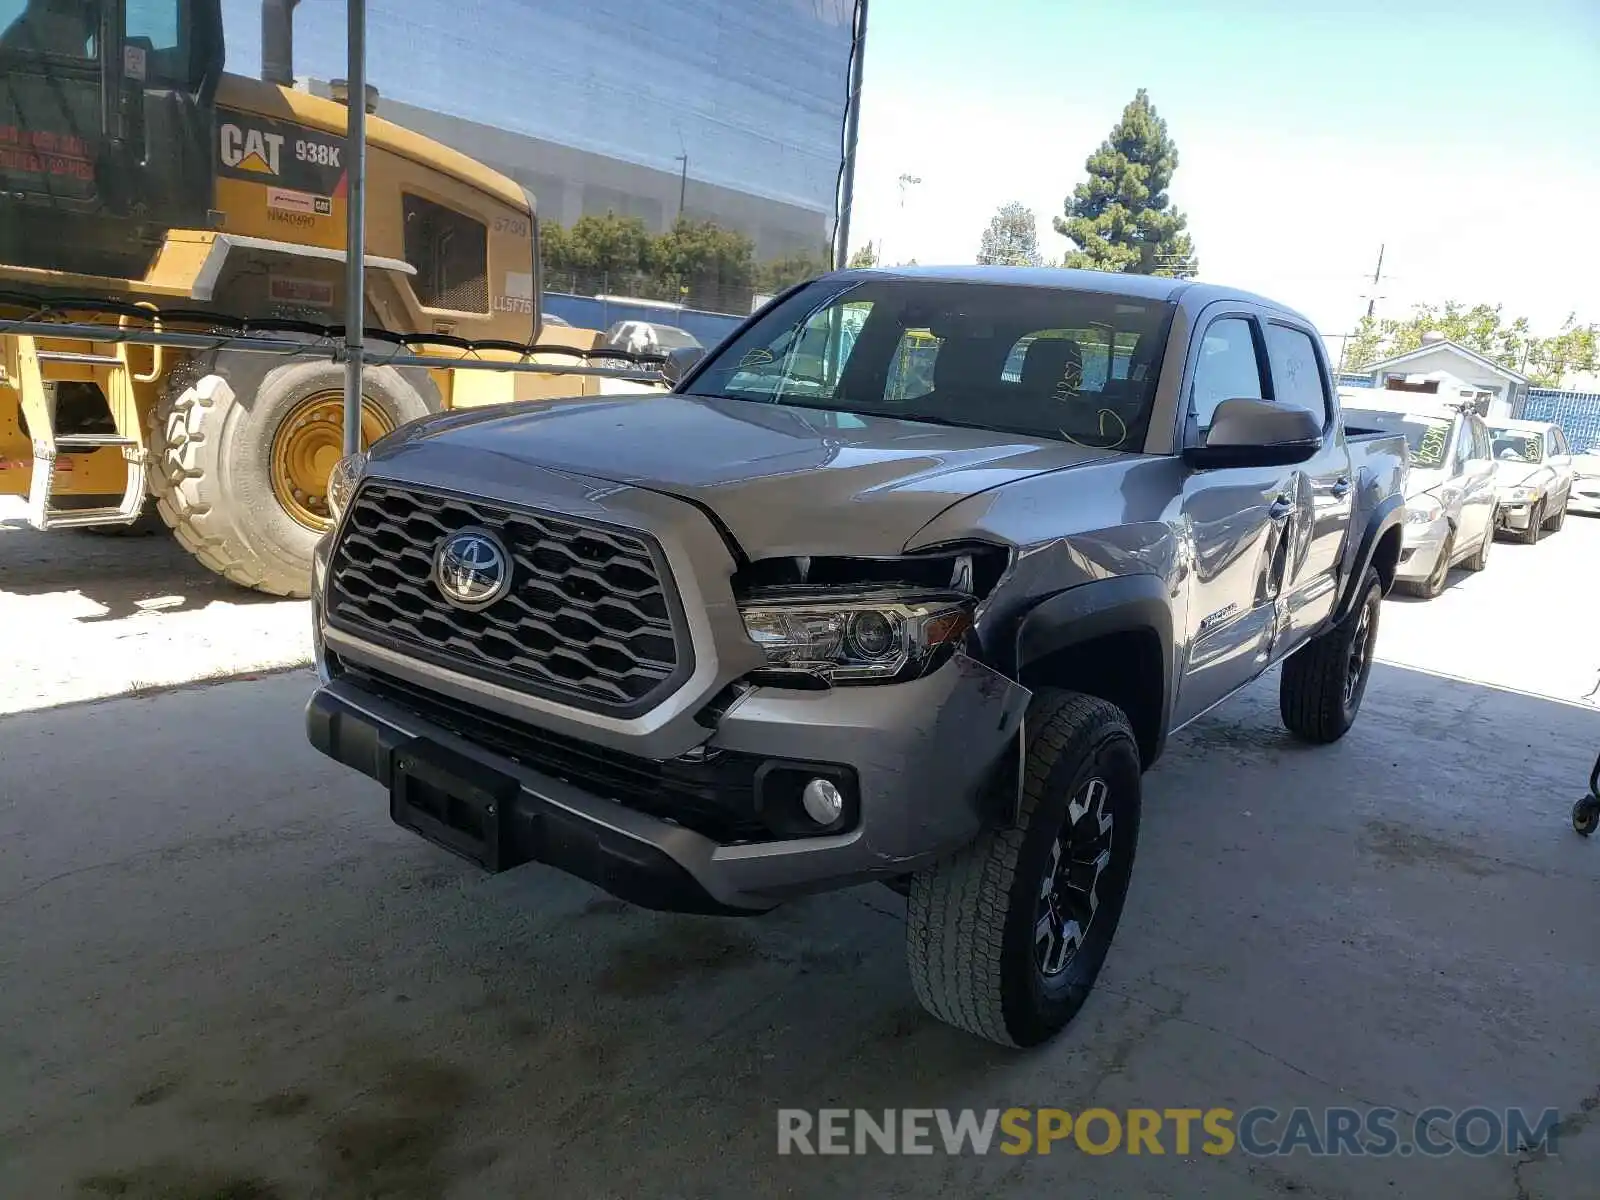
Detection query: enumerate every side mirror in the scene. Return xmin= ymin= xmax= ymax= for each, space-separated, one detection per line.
xmin=661 ymin=345 xmax=705 ymax=388
xmin=1182 ymin=397 xmax=1324 ymax=469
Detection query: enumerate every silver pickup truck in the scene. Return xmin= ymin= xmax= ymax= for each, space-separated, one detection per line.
xmin=305 ymin=266 xmax=1408 ymax=1048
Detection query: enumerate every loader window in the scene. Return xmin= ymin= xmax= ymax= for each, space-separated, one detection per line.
xmin=0 ymin=0 xmax=98 ymax=58
xmin=402 ymin=193 xmax=489 ymax=313
xmin=123 ymin=0 xmax=177 ymax=51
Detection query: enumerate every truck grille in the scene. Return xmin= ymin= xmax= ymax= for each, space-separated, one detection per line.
xmin=327 ymin=481 xmax=688 ymax=715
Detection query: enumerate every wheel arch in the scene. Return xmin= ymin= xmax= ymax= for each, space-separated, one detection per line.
xmin=1012 ymin=574 xmax=1174 ymax=771
xmin=1335 ymin=495 xmax=1404 ymax=622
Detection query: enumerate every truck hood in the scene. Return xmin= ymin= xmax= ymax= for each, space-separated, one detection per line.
xmin=1405 ymin=466 xmax=1446 ymax=500
xmin=371 ymin=394 xmax=1118 ymax=556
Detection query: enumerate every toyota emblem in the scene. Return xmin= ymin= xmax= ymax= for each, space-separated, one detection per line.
xmin=432 ymin=527 xmax=512 ymax=610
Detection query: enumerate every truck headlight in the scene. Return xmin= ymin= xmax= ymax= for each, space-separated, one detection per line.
xmin=739 ymin=590 xmax=974 ymax=685
xmin=1405 ymin=494 xmax=1444 ymax=524
xmin=325 ymin=451 xmax=369 ymax=522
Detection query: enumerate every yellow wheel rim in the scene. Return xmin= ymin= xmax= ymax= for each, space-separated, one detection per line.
xmin=269 ymin=391 xmax=394 ymax=531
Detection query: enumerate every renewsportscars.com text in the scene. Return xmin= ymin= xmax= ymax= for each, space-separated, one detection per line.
xmin=776 ymin=1106 xmax=1562 ymax=1158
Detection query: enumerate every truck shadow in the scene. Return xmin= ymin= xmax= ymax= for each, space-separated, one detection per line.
xmin=3 ymin=662 xmax=1598 ymax=1199
xmin=0 ymin=510 xmax=283 ymax=621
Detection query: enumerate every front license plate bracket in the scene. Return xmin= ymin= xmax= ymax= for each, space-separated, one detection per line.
xmin=390 ymin=738 xmax=525 ymax=872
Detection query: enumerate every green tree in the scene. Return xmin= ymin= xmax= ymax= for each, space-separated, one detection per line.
xmin=1526 ymin=314 xmax=1598 ymax=388
xmin=1342 ymin=301 xmax=1531 ymax=373
xmin=757 ymin=246 xmax=832 ymax=294
xmin=539 ymin=221 xmax=572 ymax=273
xmin=1055 ymin=88 xmax=1196 ymax=276
xmin=847 ymin=242 xmax=879 ymax=268
xmin=977 ymin=201 xmax=1043 ymax=266
xmin=562 ymin=212 xmax=655 ymax=278
xmin=652 ymin=218 xmax=756 ymax=309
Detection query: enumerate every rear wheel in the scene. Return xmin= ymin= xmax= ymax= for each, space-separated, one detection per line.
xmin=1280 ymin=567 xmax=1381 ymax=744
xmin=150 ymin=361 xmax=434 ymax=597
xmin=74 ymin=502 xmax=166 ymax=538
xmin=906 ymin=691 xmax=1142 ymax=1047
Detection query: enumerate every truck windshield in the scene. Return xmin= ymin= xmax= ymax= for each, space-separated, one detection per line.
xmin=1348 ymin=409 xmax=1452 ymax=468
xmin=1487 ymin=427 xmax=1544 ymax=463
xmin=684 ymin=278 xmax=1175 ymax=451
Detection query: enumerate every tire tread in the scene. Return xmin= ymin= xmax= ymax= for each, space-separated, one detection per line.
xmin=1280 ymin=568 xmax=1380 ymax=743
xmin=907 ymin=692 xmax=1132 ymax=1046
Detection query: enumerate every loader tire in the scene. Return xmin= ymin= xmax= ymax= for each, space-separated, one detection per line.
xmin=149 ymin=362 xmax=434 ymax=598
xmin=78 ymin=503 xmax=166 ymax=537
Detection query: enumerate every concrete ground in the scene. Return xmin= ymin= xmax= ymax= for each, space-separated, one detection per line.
xmin=2 ymin=509 xmax=1598 ymax=1199
xmin=0 ymin=499 xmax=310 ymax=715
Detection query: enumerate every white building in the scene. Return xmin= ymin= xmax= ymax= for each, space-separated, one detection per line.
xmin=1355 ymin=332 xmax=1530 ymax=419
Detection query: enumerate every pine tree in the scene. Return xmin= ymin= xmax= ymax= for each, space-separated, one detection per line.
xmin=1055 ymin=89 xmax=1197 ymax=277
xmin=976 ymin=202 xmax=1043 ymax=266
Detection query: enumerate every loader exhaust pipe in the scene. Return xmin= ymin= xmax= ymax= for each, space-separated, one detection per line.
xmin=261 ymin=0 xmax=300 ymax=86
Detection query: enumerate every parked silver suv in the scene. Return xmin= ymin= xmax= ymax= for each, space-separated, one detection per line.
xmin=1339 ymin=390 xmax=1497 ymax=598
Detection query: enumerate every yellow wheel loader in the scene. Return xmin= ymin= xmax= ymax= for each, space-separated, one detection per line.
xmin=0 ymin=0 xmax=650 ymax=597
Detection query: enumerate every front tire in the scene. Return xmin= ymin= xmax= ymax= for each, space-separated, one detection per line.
xmin=150 ymin=362 xmax=435 ymax=597
xmin=1517 ymin=501 xmax=1544 ymax=545
xmin=1280 ymin=567 xmax=1381 ymax=744
xmin=1462 ymin=518 xmax=1493 ymax=572
xmin=1543 ymin=497 xmax=1566 ymax=533
xmin=906 ymin=691 xmax=1142 ymax=1047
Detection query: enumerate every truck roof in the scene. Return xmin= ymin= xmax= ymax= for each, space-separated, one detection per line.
xmin=826 ymin=265 xmax=1316 ymax=327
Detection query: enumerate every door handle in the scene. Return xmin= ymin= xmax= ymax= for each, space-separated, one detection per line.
xmin=1269 ymin=495 xmax=1294 ymax=521
xmin=1331 ymin=476 xmax=1351 ymax=499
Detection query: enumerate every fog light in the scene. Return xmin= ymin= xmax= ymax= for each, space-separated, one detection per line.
xmin=801 ymin=777 xmax=845 ymax=826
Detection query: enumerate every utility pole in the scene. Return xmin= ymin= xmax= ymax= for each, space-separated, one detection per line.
xmin=832 ymin=0 xmax=868 ymax=270
xmin=675 ymin=154 xmax=688 ymax=223
xmin=1365 ymin=243 xmax=1385 ymax=318
xmin=341 ymin=0 xmax=367 ymax=456
xmin=889 ymin=172 xmax=920 ymax=266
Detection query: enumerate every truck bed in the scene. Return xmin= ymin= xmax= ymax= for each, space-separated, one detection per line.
xmin=1343 ymin=425 xmax=1410 ymax=496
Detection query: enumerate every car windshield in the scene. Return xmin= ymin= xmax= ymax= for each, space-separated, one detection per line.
xmin=1488 ymin=427 xmax=1544 ymax=463
xmin=651 ymin=326 xmax=701 ymax=350
xmin=683 ymin=278 xmax=1176 ymax=450
xmin=1349 ymin=409 xmax=1452 ymax=468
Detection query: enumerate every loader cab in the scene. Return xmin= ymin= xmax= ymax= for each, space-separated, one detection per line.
xmin=0 ymin=0 xmax=223 ymax=279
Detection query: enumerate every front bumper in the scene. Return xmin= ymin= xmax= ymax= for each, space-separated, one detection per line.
xmin=307 ymin=655 xmax=1029 ymax=914
xmin=1395 ymin=515 xmax=1450 ymax=582
xmin=1495 ymin=496 xmax=1539 ymax=531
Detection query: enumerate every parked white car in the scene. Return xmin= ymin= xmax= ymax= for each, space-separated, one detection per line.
xmin=1487 ymin=418 xmax=1577 ymax=542
xmin=1339 ymin=389 xmax=1497 ymax=598
xmin=1568 ymin=444 xmax=1600 ymax=516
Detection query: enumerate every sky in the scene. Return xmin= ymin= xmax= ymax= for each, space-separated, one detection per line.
xmin=847 ymin=0 xmax=1600 ymax=340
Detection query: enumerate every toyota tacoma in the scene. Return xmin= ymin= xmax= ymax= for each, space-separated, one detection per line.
xmin=305 ymin=266 xmax=1408 ymax=1047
